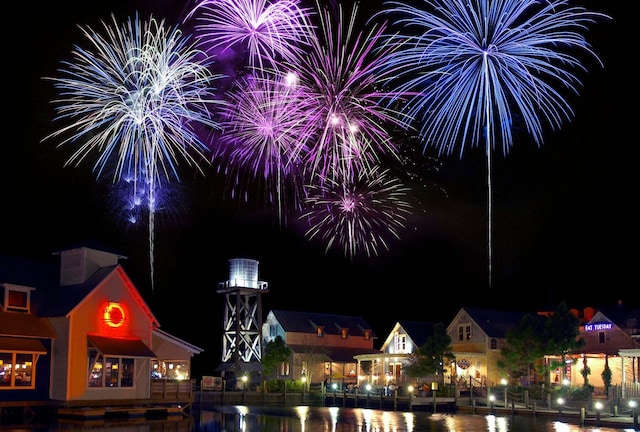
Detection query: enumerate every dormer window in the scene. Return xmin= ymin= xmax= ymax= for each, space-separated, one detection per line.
xmin=2 ymin=284 xmax=33 ymax=313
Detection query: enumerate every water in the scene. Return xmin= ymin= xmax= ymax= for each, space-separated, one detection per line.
xmin=4 ymin=406 xmax=634 ymax=431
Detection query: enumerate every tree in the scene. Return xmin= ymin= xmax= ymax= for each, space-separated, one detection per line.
xmin=540 ymin=301 xmax=585 ymax=388
xmin=601 ymin=359 xmax=612 ymax=396
xmin=499 ymin=313 xmax=546 ymax=386
xmin=291 ymin=334 xmax=329 ymax=388
xmin=403 ymin=323 xmax=454 ymax=384
xmin=262 ymin=336 xmax=292 ymax=382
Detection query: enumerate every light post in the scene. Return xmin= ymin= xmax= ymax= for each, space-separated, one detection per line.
xmin=489 ymin=394 xmax=496 ymax=414
xmin=242 ymin=375 xmax=248 ymax=391
xmin=557 ymin=397 xmax=564 ymax=415
xmin=501 ymin=378 xmax=508 ymax=408
xmin=629 ymin=400 xmax=638 ymax=429
xmin=301 ymin=375 xmax=307 ymax=402
xmin=594 ymin=401 xmax=603 ymax=426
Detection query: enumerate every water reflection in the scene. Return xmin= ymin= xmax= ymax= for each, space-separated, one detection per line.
xmin=3 ymin=406 xmax=632 ymax=431
xmin=193 ymin=405 xmax=632 ymax=432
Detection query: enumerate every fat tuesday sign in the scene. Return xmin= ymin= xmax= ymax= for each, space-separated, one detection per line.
xmin=584 ymin=321 xmax=613 ymax=331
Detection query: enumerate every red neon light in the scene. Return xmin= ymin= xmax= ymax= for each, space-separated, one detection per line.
xmin=104 ymin=302 xmax=126 ymax=328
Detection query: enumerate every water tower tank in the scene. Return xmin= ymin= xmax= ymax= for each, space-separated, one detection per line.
xmin=228 ymin=258 xmax=259 ymax=289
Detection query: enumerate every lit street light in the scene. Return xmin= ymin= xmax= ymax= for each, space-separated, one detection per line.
xmin=594 ymin=401 xmax=603 ymax=426
xmin=629 ymin=400 xmax=638 ymax=429
xmin=557 ymin=397 xmax=565 ymax=414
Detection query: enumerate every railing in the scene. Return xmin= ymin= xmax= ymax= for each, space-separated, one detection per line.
xmin=150 ymin=379 xmax=195 ymax=403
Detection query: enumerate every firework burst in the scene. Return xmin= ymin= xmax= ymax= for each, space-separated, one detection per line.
xmin=43 ymin=13 xmax=226 ymax=290
xmin=214 ymin=72 xmax=315 ymax=224
xmin=284 ymin=0 xmax=414 ymax=184
xmin=301 ymin=166 xmax=413 ymax=259
xmin=185 ymin=0 xmax=315 ymax=72
xmin=375 ymin=0 xmax=609 ymax=287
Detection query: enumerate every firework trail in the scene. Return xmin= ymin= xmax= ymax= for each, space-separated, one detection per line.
xmin=374 ymin=0 xmax=610 ymax=288
xmin=43 ymin=13 xmax=226 ymax=291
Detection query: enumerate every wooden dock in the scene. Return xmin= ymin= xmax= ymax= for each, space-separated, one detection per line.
xmin=57 ymin=404 xmax=185 ymax=420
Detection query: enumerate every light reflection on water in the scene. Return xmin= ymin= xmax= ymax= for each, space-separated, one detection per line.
xmin=194 ymin=405 xmax=633 ymax=432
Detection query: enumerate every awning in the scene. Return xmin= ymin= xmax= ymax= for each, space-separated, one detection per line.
xmin=0 ymin=336 xmax=47 ymax=354
xmin=88 ymin=335 xmax=156 ymax=358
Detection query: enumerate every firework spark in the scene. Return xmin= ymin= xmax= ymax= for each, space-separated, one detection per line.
xmin=43 ymin=13 xmax=226 ymax=291
xmin=284 ymin=0 xmax=414 ymax=184
xmin=215 ymin=72 xmax=314 ymax=224
xmin=185 ymin=0 xmax=315 ymax=72
xmin=302 ymin=166 xmax=413 ymax=259
xmin=375 ymin=0 xmax=610 ymax=287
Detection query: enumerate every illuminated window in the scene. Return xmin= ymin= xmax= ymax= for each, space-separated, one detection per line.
xmin=364 ymin=329 xmax=371 ymax=340
xmin=317 ymin=326 xmax=325 ymax=337
xmin=151 ymin=360 xmax=190 ymax=381
xmin=87 ymin=349 xmax=134 ymax=388
xmin=0 ymin=352 xmax=35 ymax=389
xmin=394 ymin=333 xmax=406 ymax=353
xmin=341 ymin=328 xmax=349 ymax=339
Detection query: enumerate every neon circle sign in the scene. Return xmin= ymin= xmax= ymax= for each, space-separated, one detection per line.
xmin=104 ymin=302 xmax=126 ymax=328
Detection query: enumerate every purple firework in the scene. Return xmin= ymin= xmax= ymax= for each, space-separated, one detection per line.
xmin=302 ymin=166 xmax=413 ymax=259
xmin=215 ymin=72 xmax=315 ymax=224
xmin=283 ymin=0 xmax=414 ymax=185
xmin=185 ymin=0 xmax=315 ymax=73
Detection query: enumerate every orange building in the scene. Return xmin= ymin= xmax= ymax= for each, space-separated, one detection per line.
xmin=0 ymin=242 xmax=202 ymax=408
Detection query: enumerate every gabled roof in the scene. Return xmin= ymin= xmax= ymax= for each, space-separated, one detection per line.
xmin=286 ymin=344 xmax=380 ymax=361
xmin=456 ymin=307 xmax=527 ymax=339
xmin=397 ymin=320 xmax=437 ymax=348
xmin=153 ymin=328 xmax=204 ymax=354
xmin=268 ymin=310 xmax=377 ymax=339
xmin=0 ymin=249 xmax=159 ymax=327
xmin=589 ymin=305 xmax=640 ymax=337
xmin=37 ymin=266 xmax=117 ymax=317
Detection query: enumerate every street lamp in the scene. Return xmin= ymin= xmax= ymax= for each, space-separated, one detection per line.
xmin=489 ymin=394 xmax=496 ymax=413
xmin=629 ymin=400 xmax=638 ymax=429
xmin=557 ymin=397 xmax=565 ymax=414
xmin=242 ymin=375 xmax=248 ymax=392
xmin=594 ymin=401 xmax=603 ymax=426
xmin=301 ymin=375 xmax=307 ymax=401
xmin=500 ymin=378 xmax=508 ymax=408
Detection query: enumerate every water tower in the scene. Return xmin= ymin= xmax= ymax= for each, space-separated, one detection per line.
xmin=216 ymin=258 xmax=269 ymax=385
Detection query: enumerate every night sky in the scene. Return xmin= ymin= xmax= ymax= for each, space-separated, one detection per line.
xmin=3 ymin=0 xmax=631 ymax=377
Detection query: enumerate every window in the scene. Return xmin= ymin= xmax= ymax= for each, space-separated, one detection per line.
xmin=151 ymin=360 xmax=190 ymax=380
xmin=2 ymin=285 xmax=33 ymax=312
xmin=490 ymin=338 xmax=497 ymax=350
xmin=341 ymin=328 xmax=349 ymax=339
xmin=317 ymin=326 xmax=325 ymax=337
xmin=0 ymin=352 xmax=35 ymax=389
xmin=269 ymin=325 xmax=278 ymax=337
xmin=599 ymin=331 xmax=606 ymax=344
xmin=393 ymin=333 xmax=406 ymax=353
xmin=458 ymin=324 xmax=471 ymax=341
xmin=87 ymin=349 xmax=134 ymax=388
xmin=279 ymin=361 xmax=290 ymax=376
xmin=364 ymin=329 xmax=371 ymax=340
